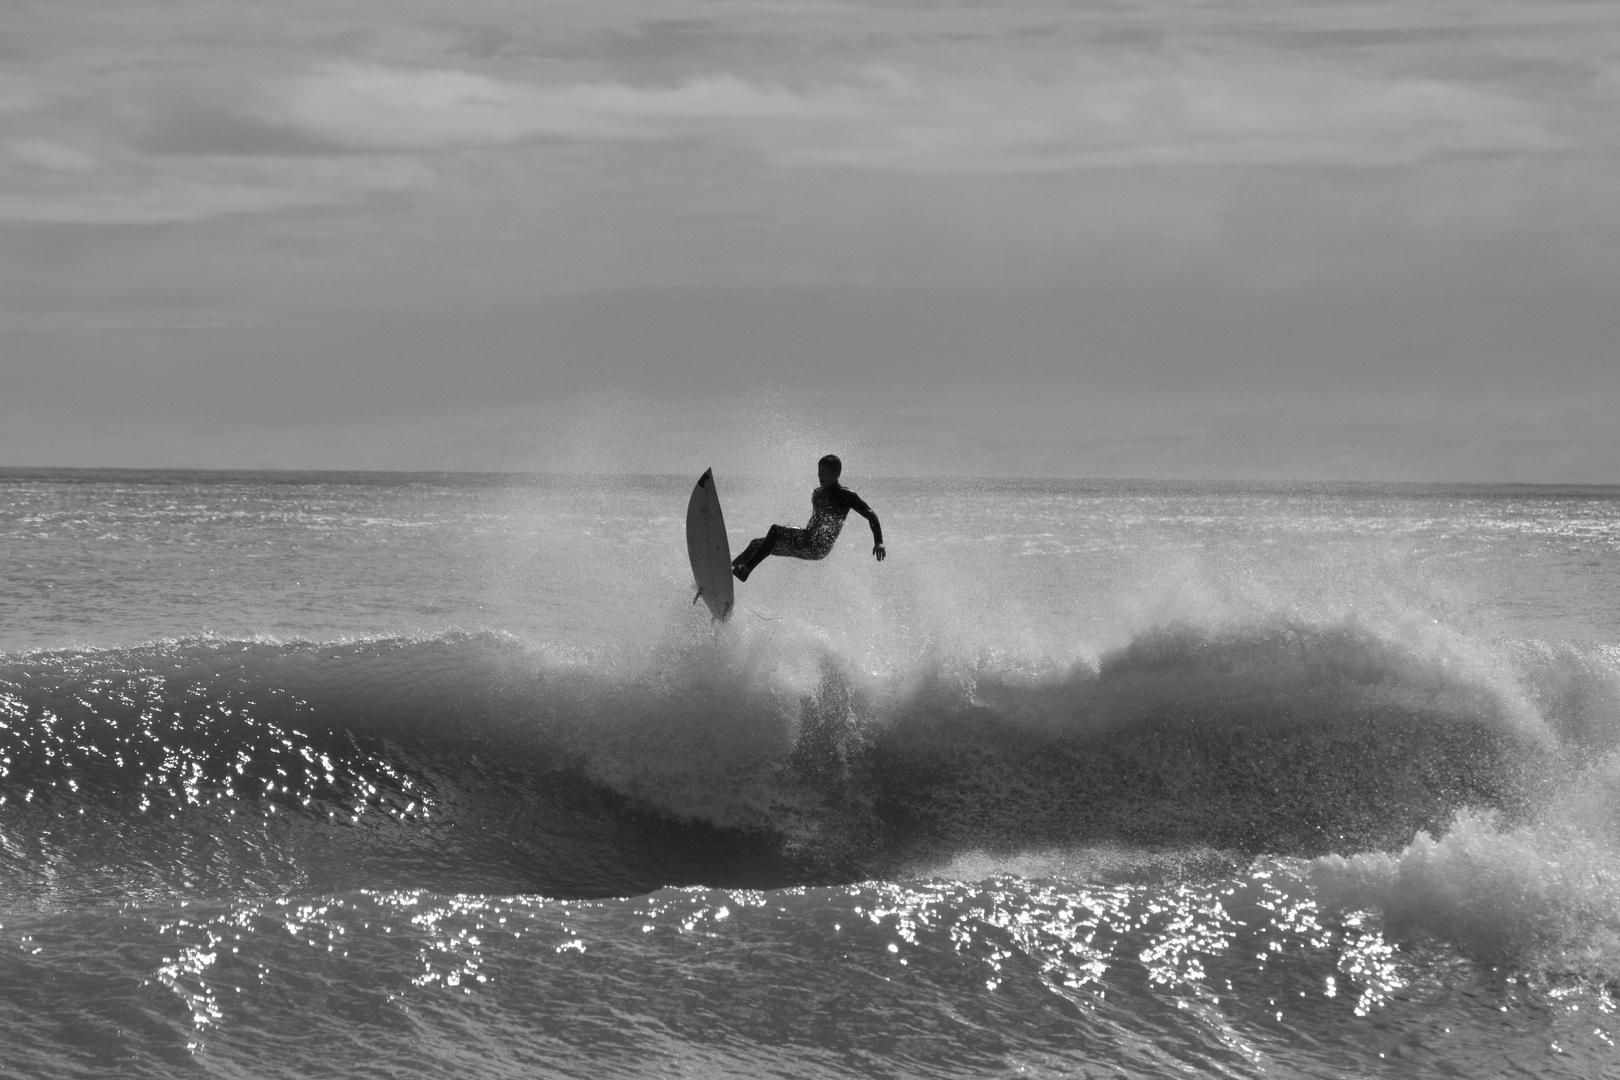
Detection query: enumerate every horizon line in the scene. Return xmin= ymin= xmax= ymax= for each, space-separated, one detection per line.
xmin=2 ymin=464 xmax=1616 ymax=494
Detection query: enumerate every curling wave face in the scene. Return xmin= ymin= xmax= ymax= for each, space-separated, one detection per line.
xmin=4 ymin=618 xmax=1614 ymax=923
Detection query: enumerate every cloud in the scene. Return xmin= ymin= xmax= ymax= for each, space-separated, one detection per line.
xmin=0 ymin=72 xmax=48 ymax=115
xmin=261 ymin=62 xmax=857 ymax=150
xmin=0 ymin=158 xmax=433 ymax=225
xmin=0 ymin=5 xmax=1582 ymax=239
xmin=235 ymin=56 xmax=1559 ymax=174
xmin=783 ymin=62 xmax=1563 ymax=173
xmin=0 ymin=182 xmax=339 ymax=225
xmin=6 ymin=140 xmax=100 ymax=172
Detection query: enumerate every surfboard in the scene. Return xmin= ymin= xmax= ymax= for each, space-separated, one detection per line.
xmin=686 ymin=468 xmax=734 ymax=621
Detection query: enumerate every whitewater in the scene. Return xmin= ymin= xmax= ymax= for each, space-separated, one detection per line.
xmin=1 ymin=468 xmax=1617 ymax=1077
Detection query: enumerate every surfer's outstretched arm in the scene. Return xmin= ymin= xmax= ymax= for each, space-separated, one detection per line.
xmin=845 ymin=492 xmax=885 ymax=561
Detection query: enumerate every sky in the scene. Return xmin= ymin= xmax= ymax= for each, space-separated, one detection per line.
xmin=3 ymin=0 xmax=1618 ymax=481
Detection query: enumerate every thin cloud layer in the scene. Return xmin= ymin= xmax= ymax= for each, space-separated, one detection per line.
xmin=0 ymin=73 xmax=49 ymax=116
xmin=0 ymin=167 xmax=432 ymax=226
xmin=265 ymin=62 xmax=860 ymax=149
xmin=5 ymin=140 xmax=100 ymax=173
xmin=782 ymin=62 xmax=1561 ymax=172
xmin=245 ymin=56 xmax=1557 ymax=171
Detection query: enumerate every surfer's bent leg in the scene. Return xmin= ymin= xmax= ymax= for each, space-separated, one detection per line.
xmin=734 ymin=525 xmax=829 ymax=581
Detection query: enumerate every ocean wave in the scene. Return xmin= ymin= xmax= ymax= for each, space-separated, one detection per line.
xmin=1 ymin=618 xmax=1615 ymax=905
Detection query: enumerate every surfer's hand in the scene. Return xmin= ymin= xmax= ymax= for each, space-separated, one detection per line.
xmin=874 ymin=543 xmax=886 ymax=562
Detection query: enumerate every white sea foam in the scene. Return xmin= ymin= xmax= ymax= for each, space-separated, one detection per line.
xmin=1311 ymin=752 xmax=1620 ymax=978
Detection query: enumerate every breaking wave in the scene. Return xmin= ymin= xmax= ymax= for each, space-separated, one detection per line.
xmin=4 ymin=616 xmax=1614 ymax=917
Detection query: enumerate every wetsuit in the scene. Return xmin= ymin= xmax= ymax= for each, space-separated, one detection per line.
xmin=733 ymin=484 xmax=882 ymax=579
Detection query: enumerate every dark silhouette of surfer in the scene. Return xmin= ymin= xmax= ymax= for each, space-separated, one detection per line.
xmin=732 ymin=455 xmax=885 ymax=582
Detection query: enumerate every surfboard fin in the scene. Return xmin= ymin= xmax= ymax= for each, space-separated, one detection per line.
xmin=693 ymin=587 xmax=703 ymax=606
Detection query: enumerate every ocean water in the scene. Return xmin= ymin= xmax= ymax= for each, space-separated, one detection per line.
xmin=2 ymin=468 xmax=1618 ymax=1078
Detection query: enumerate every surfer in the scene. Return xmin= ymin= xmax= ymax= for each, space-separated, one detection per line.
xmin=732 ymin=454 xmax=885 ymax=582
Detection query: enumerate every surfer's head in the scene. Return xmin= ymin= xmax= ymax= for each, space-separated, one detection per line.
xmin=818 ymin=454 xmax=842 ymax=486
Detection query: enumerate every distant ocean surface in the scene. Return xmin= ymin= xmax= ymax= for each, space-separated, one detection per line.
xmin=2 ymin=468 xmax=1617 ymax=1078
